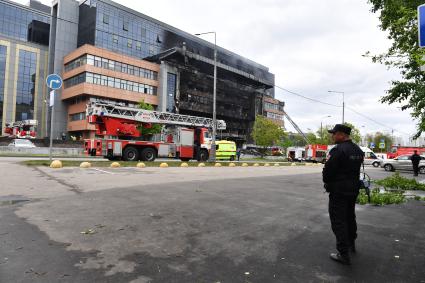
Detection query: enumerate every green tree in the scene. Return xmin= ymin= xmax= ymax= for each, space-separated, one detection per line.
xmin=137 ymin=100 xmax=162 ymax=137
xmin=366 ymin=0 xmax=425 ymax=138
xmin=252 ymin=115 xmax=285 ymax=154
xmin=343 ymin=122 xmax=362 ymax=144
xmin=316 ymin=125 xmax=333 ymax=145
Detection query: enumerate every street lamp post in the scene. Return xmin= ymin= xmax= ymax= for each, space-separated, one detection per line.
xmin=320 ymin=115 xmax=332 ymax=144
xmin=195 ymin=31 xmax=217 ymax=162
xmin=328 ymin=90 xmax=345 ymax=124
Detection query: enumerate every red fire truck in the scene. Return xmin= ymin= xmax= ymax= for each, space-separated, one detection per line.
xmin=84 ymin=102 xmax=226 ymax=162
xmin=306 ymin=144 xmax=328 ymax=163
xmin=387 ymin=145 xmax=425 ymax=159
xmin=4 ymin=120 xmax=37 ymax=139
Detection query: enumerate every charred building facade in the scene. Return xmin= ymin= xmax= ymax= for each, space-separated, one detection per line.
xmin=76 ymin=0 xmax=277 ymax=143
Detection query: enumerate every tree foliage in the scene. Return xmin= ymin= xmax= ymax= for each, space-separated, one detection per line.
xmin=137 ymin=100 xmax=162 ymax=136
xmin=343 ymin=122 xmax=362 ymax=144
xmin=252 ymin=115 xmax=285 ymax=148
xmin=367 ymin=0 xmax=425 ymax=138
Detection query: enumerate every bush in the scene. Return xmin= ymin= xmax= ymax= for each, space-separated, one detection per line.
xmin=357 ymin=188 xmax=406 ymax=206
xmin=374 ymin=173 xmax=425 ymax=191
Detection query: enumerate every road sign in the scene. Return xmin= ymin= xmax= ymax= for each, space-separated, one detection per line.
xmin=379 ymin=142 xmax=385 ymax=149
xmin=46 ymin=74 xmax=63 ymax=90
xmin=419 ymin=4 xmax=425 ymax=47
xmin=370 ymin=142 xmax=375 ymax=149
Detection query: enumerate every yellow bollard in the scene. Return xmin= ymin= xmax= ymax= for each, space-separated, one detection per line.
xmin=180 ymin=162 xmax=189 ymax=167
xmin=198 ymin=163 xmax=206 ymax=167
xmin=110 ymin=162 xmax=121 ymax=168
xmin=264 ymin=163 xmax=270 ymax=167
xmin=136 ymin=162 xmax=146 ymax=168
xmin=50 ymin=160 xmax=63 ymax=168
xmin=229 ymin=163 xmax=236 ymax=167
xmin=253 ymin=163 xmax=260 ymax=167
xmin=291 ymin=163 xmax=297 ymax=166
xmin=274 ymin=163 xmax=280 ymax=167
xmin=215 ymin=163 xmax=222 ymax=167
xmin=242 ymin=163 xmax=249 ymax=167
xmin=160 ymin=163 xmax=169 ymax=168
xmin=80 ymin=162 xmax=91 ymax=168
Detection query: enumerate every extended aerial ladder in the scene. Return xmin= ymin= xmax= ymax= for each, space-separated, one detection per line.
xmin=4 ymin=119 xmax=38 ymax=138
xmin=87 ymin=102 xmax=226 ymax=131
xmin=282 ymin=111 xmax=311 ymax=144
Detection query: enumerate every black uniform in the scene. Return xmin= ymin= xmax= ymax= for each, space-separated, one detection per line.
xmin=411 ymin=153 xmax=421 ymax=176
xmin=323 ymin=140 xmax=364 ymax=256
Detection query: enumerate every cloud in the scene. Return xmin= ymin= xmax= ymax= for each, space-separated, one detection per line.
xmin=16 ymin=0 xmax=419 ymax=141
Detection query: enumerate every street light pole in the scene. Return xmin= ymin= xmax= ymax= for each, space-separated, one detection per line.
xmin=195 ymin=31 xmax=217 ymax=162
xmin=328 ymin=90 xmax=345 ymax=123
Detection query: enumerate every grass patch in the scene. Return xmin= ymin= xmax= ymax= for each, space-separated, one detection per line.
xmin=357 ymin=188 xmax=406 ymax=205
xmin=22 ymin=160 xmax=307 ymax=168
xmin=374 ymin=173 xmax=425 ymax=191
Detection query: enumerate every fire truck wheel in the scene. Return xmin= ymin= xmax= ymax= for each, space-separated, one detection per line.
xmin=199 ymin=150 xmax=209 ymax=162
xmin=123 ymin=146 xmax=139 ymax=161
xmin=141 ymin=147 xmax=156 ymax=162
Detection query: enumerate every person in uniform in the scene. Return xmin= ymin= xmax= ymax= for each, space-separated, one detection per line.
xmin=411 ymin=150 xmax=421 ymax=177
xmin=323 ymin=124 xmax=364 ymax=265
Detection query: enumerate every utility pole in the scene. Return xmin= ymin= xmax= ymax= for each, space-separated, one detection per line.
xmin=195 ymin=31 xmax=217 ymax=162
xmin=328 ymin=91 xmax=345 ymax=123
xmin=320 ymin=115 xmax=332 ymax=144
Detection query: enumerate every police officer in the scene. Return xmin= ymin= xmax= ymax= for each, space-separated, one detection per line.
xmin=323 ymin=124 xmax=364 ymax=265
xmin=411 ymin=150 xmax=421 ymax=176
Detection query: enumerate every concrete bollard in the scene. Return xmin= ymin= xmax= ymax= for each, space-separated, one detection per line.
xmin=274 ymin=163 xmax=280 ymax=167
xmin=180 ymin=162 xmax=189 ymax=167
xmin=50 ymin=160 xmax=63 ymax=169
xmin=253 ymin=163 xmax=260 ymax=167
xmin=264 ymin=163 xmax=270 ymax=167
xmin=160 ymin=163 xmax=169 ymax=168
xmin=291 ymin=163 xmax=297 ymax=166
xmin=215 ymin=163 xmax=222 ymax=167
xmin=136 ymin=162 xmax=146 ymax=168
xmin=110 ymin=162 xmax=121 ymax=168
xmin=80 ymin=162 xmax=91 ymax=168
xmin=198 ymin=163 xmax=206 ymax=167
xmin=229 ymin=163 xmax=236 ymax=167
xmin=242 ymin=163 xmax=249 ymax=167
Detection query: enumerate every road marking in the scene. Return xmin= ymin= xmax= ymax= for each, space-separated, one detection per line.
xmin=90 ymin=168 xmax=115 ymax=175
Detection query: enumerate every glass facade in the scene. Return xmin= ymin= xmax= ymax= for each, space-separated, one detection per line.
xmin=64 ymin=72 xmax=157 ymax=95
xmin=166 ymin=73 xmax=176 ymax=113
xmin=70 ymin=112 xmax=86 ymax=121
xmin=264 ymin=102 xmax=284 ymax=112
xmin=0 ymin=1 xmax=50 ymax=45
xmin=16 ymin=49 xmax=37 ymax=121
xmin=77 ymin=0 xmax=274 ymax=84
xmin=0 ymin=45 xmax=6 ymax=133
xmin=64 ymin=54 xmax=158 ymax=80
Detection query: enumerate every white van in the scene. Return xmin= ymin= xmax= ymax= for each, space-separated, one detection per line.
xmin=287 ymin=147 xmax=306 ymax=162
xmin=360 ymin=147 xmax=381 ymax=167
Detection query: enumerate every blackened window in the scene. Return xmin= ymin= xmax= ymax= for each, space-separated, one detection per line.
xmin=123 ymin=21 xmax=129 ymax=31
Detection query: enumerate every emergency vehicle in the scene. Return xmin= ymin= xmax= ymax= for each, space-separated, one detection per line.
xmin=387 ymin=145 xmax=425 ymax=159
xmin=84 ymin=102 xmax=227 ymax=162
xmin=4 ymin=120 xmax=37 ymax=139
xmin=306 ymin=144 xmax=328 ymax=163
xmin=287 ymin=147 xmax=306 ymax=162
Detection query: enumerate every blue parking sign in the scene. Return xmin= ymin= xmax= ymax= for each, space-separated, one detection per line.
xmin=419 ymin=5 xmax=425 ymax=47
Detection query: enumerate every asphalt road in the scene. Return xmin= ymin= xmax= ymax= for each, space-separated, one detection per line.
xmin=0 ymin=160 xmax=424 ymax=283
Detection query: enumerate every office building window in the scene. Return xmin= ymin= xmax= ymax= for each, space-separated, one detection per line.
xmin=70 ymin=112 xmax=86 ymax=121
xmin=103 ymin=14 xmax=109 ymax=24
xmin=0 ymin=45 xmax=6 ymax=133
xmin=64 ymin=72 xmax=157 ymax=95
xmin=123 ymin=21 xmax=128 ymax=31
xmin=64 ymin=54 xmax=158 ymax=81
xmin=112 ymin=34 xmax=118 ymax=43
xmin=127 ymin=39 xmax=132 ymax=48
xmin=16 ymin=50 xmax=37 ymax=121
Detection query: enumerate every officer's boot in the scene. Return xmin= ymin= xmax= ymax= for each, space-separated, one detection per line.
xmin=330 ymin=252 xmax=351 ymax=265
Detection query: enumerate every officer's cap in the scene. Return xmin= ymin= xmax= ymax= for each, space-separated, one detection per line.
xmin=328 ymin=124 xmax=351 ymax=135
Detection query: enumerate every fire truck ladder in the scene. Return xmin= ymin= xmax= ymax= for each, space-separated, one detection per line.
xmin=10 ymin=120 xmax=38 ymax=127
xmin=283 ymin=111 xmax=311 ymax=144
xmin=87 ymin=102 xmax=227 ymax=130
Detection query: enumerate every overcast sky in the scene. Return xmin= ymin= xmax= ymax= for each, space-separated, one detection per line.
xmin=16 ymin=0 xmax=420 ymax=141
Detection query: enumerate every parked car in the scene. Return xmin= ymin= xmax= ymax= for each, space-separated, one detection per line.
xmin=380 ymin=154 xmax=425 ymax=174
xmin=8 ymin=139 xmax=36 ymax=148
